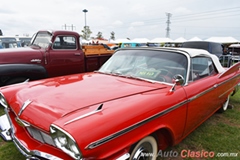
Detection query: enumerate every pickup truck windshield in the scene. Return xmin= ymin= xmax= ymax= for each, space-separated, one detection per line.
xmin=31 ymin=32 xmax=52 ymax=48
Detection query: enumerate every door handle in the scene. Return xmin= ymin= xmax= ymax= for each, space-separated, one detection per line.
xmin=74 ymin=53 xmax=81 ymax=56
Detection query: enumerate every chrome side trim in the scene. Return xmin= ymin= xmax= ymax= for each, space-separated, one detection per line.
xmin=218 ymin=73 xmax=240 ymax=85
xmin=18 ymin=99 xmax=32 ymax=117
xmin=85 ymin=100 xmax=188 ymax=150
xmin=116 ymin=153 xmax=130 ymax=160
xmin=189 ymin=74 xmax=240 ymax=102
xmin=64 ymin=104 xmax=103 ymax=125
xmin=218 ymin=74 xmax=240 ymax=98
xmin=188 ymin=87 xmax=214 ymax=102
xmin=85 ymin=74 xmax=240 ymax=150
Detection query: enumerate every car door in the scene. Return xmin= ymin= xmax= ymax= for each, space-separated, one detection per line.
xmin=183 ymin=57 xmax=220 ymax=135
xmin=46 ymin=35 xmax=85 ymax=77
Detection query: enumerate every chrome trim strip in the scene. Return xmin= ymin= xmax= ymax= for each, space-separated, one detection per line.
xmin=85 ymin=74 xmax=240 ymax=150
xmin=189 ymin=74 xmax=240 ymax=102
xmin=64 ymin=104 xmax=103 ymax=125
xmin=188 ymin=87 xmax=214 ymax=102
xmin=12 ymin=135 xmax=63 ymax=160
xmin=218 ymin=74 xmax=240 ymax=98
xmin=218 ymin=74 xmax=240 ymax=86
xmin=116 ymin=153 xmax=130 ymax=160
xmin=85 ymin=100 xmax=188 ymax=150
xmin=18 ymin=99 xmax=32 ymax=117
xmin=15 ymin=117 xmax=30 ymax=127
xmin=0 ymin=114 xmax=12 ymax=141
xmin=3 ymin=109 xmax=63 ymax=160
xmin=219 ymin=87 xmax=235 ymax=98
xmin=50 ymin=124 xmax=78 ymax=144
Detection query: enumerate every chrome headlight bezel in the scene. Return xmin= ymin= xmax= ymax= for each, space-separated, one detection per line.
xmin=50 ymin=124 xmax=82 ymax=159
xmin=0 ymin=92 xmax=8 ymax=108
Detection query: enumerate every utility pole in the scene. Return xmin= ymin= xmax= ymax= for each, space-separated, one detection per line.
xmin=166 ymin=13 xmax=172 ymax=38
xmin=62 ymin=24 xmax=76 ymax=31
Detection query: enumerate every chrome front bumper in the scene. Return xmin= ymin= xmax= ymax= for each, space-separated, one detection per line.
xmin=0 ymin=113 xmax=62 ymax=160
xmin=0 ymin=113 xmax=130 ymax=160
xmin=0 ymin=114 xmax=12 ymax=141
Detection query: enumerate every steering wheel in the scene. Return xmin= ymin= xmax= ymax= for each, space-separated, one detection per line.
xmin=157 ymin=69 xmax=173 ymax=82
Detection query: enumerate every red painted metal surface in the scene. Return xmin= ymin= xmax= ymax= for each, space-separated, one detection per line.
xmin=1 ymin=48 xmax=239 ymax=159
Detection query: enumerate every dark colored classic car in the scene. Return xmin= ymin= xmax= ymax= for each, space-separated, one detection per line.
xmin=228 ymin=44 xmax=240 ymax=66
xmin=0 ymin=47 xmax=239 ymax=160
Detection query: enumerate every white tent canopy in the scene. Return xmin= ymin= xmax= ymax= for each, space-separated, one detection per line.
xmin=204 ymin=37 xmax=239 ymax=43
xmin=174 ymin=37 xmax=187 ymax=43
xmin=131 ymin=38 xmax=150 ymax=43
xmin=187 ymin=36 xmax=202 ymax=41
xmin=150 ymin=37 xmax=173 ymax=43
xmin=112 ymin=38 xmax=131 ymax=43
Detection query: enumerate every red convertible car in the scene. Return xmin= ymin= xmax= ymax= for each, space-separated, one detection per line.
xmin=0 ymin=47 xmax=239 ymax=160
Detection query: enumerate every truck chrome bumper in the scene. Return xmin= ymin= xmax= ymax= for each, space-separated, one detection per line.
xmin=0 ymin=114 xmax=62 ymax=160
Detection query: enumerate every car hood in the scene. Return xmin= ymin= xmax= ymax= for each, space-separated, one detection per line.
xmin=0 ymin=46 xmax=42 ymax=64
xmin=11 ymin=73 xmax=167 ymax=131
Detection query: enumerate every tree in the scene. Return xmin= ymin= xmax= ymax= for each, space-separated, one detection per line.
xmin=81 ymin=26 xmax=92 ymax=40
xmin=96 ymin=32 xmax=103 ymax=39
xmin=110 ymin=31 xmax=115 ymax=40
xmin=0 ymin=29 xmax=3 ymax=36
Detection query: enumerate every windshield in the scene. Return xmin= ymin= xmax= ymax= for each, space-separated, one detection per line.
xmin=0 ymin=37 xmax=18 ymax=48
xmin=31 ymin=32 xmax=52 ymax=48
xmin=99 ymin=49 xmax=188 ymax=84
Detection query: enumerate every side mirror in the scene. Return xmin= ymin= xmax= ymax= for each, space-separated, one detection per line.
xmin=170 ymin=74 xmax=185 ymax=92
xmin=173 ymin=74 xmax=184 ymax=85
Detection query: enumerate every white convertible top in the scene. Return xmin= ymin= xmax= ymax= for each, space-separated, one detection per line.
xmin=179 ymin=48 xmax=225 ymax=73
xmin=161 ymin=47 xmax=226 ymax=73
xmin=122 ymin=47 xmax=226 ymax=73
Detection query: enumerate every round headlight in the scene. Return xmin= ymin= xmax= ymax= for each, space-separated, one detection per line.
xmin=68 ymin=138 xmax=80 ymax=155
xmin=57 ymin=131 xmax=68 ymax=146
xmin=0 ymin=92 xmax=8 ymax=108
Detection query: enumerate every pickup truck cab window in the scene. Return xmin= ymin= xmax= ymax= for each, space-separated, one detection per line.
xmin=53 ymin=36 xmax=77 ymax=50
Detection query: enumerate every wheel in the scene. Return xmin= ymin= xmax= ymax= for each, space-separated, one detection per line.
xmin=218 ymin=95 xmax=230 ymax=113
xmin=129 ymin=136 xmax=158 ymax=160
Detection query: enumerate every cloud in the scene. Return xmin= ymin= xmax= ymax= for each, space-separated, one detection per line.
xmin=1 ymin=0 xmax=240 ymax=40
xmin=173 ymin=7 xmax=192 ymax=14
xmin=112 ymin=20 xmax=123 ymax=26
xmin=130 ymin=21 xmax=145 ymax=27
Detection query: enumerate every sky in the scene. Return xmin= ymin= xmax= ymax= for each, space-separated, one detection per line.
xmin=1 ymin=0 xmax=240 ymax=41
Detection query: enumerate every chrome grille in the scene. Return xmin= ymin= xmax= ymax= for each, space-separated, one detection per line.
xmin=26 ymin=126 xmax=55 ymax=147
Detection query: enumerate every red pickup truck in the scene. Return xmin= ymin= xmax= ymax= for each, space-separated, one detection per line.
xmin=0 ymin=30 xmax=114 ymax=87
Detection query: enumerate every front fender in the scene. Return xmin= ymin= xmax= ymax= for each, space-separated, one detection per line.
xmin=0 ymin=64 xmax=48 ymax=86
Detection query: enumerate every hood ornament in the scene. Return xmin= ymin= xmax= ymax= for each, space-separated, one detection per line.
xmin=18 ymin=99 xmax=32 ymax=117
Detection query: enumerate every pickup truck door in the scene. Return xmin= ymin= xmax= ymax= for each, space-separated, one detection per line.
xmin=45 ymin=35 xmax=85 ymax=77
